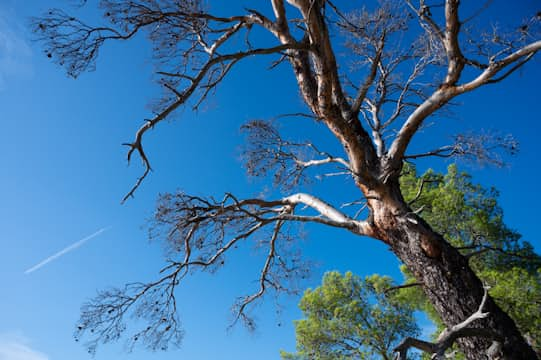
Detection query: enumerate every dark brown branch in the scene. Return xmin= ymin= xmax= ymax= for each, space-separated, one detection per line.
xmin=31 ymin=9 xmax=144 ymax=77
xmin=241 ymin=119 xmax=351 ymax=189
xmin=351 ymin=39 xmax=384 ymax=116
xmin=405 ymin=131 xmax=519 ymax=168
xmin=461 ymin=0 xmax=494 ymax=25
xmin=232 ymin=220 xmax=284 ymax=329
xmin=79 ymin=188 xmax=375 ymax=352
xmin=407 ymin=178 xmax=440 ymax=206
xmin=383 ymin=282 xmax=423 ymax=295
xmin=121 ymin=42 xmax=310 ymax=202
xmin=75 ymin=267 xmax=185 ymax=354
xmin=460 ymin=244 xmax=541 ymax=264
xmin=286 ymin=1 xmax=380 ymax=183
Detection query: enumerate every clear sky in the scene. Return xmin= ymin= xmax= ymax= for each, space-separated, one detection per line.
xmin=1 ymin=1 xmax=540 ymax=360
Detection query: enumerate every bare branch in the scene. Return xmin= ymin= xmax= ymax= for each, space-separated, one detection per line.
xmin=78 ymin=188 xmax=373 ymax=352
xmin=120 ymin=42 xmax=310 ymax=202
xmin=351 ymin=40 xmax=384 ymax=116
xmin=404 ymin=132 xmax=519 ymax=167
xmin=444 ymin=286 xmax=490 ymax=335
xmin=231 ymin=220 xmax=285 ymax=329
xmin=485 ymin=53 xmax=535 ymax=84
xmin=271 ymin=0 xmax=289 ymax=33
xmin=241 ymin=120 xmax=351 ymax=189
xmin=461 ymin=244 xmax=541 ymax=265
xmin=387 ymin=38 xmax=539 ymax=178
xmin=383 ymin=282 xmax=423 ymax=295
xmin=456 ymin=40 xmax=541 ymax=93
xmin=32 ymin=2 xmax=320 ymax=201
xmin=461 ymin=0 xmax=494 ymax=25
xmin=406 ymin=0 xmax=445 ymax=43
xmin=383 ymin=1 xmax=539 ymax=179
xmin=31 ymin=9 xmax=140 ymax=78
xmin=407 ymin=178 xmax=440 ymax=206
xmin=443 ymin=0 xmax=465 ymax=86
xmin=75 ymin=269 xmax=184 ymax=354
xmin=394 ymin=286 xmax=503 ymax=360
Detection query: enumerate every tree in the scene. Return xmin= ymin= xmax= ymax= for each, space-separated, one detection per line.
xmin=285 ymin=165 xmax=541 ymax=358
xmin=399 ymin=164 xmax=540 ymax=275
xmin=31 ymin=1 xmax=541 ymax=358
xmin=395 ymin=164 xmax=541 ymax=353
xmin=479 ymin=268 xmax=541 ymax=354
xmin=280 ymin=271 xmax=419 ymax=360
xmin=393 ymin=285 xmax=501 ymax=360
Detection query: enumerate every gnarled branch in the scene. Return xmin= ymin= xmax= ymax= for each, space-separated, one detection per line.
xmin=77 ymin=189 xmax=373 ymax=352
xmin=394 ymin=286 xmax=503 ymax=360
xmin=241 ymin=119 xmax=351 ymax=189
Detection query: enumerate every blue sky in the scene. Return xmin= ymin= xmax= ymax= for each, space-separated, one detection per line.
xmin=1 ymin=1 xmax=540 ymax=359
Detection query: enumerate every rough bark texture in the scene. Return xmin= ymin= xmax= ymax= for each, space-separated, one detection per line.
xmin=368 ymin=181 xmax=538 ymax=360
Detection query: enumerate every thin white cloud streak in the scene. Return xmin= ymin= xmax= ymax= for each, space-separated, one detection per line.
xmin=24 ymin=226 xmax=111 ymax=274
xmin=0 ymin=332 xmax=48 ymax=360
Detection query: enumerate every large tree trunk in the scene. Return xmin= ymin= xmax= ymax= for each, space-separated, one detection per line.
xmin=368 ymin=182 xmax=538 ymax=360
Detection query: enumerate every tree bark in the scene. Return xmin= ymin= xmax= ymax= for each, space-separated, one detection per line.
xmin=368 ymin=181 xmax=538 ymax=360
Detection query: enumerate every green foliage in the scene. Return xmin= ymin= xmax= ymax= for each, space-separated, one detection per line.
xmin=398 ymin=164 xmax=541 ymax=351
xmin=480 ymin=267 xmax=541 ymax=349
xmin=281 ymin=271 xmax=419 ymax=360
xmin=286 ymin=164 xmax=540 ymax=359
xmin=393 ymin=265 xmax=443 ymax=333
xmin=400 ymin=164 xmax=539 ymax=272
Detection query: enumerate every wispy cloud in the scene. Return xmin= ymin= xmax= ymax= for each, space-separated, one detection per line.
xmin=0 ymin=6 xmax=33 ymax=90
xmin=25 ymin=226 xmax=111 ymax=274
xmin=0 ymin=332 xmax=48 ymax=360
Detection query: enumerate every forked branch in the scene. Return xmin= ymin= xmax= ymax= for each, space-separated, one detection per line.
xmin=241 ymin=119 xmax=351 ymax=189
xmin=394 ymin=286 xmax=503 ymax=359
xmin=120 ymin=42 xmax=310 ymax=203
xmin=404 ymin=132 xmax=519 ymax=168
xmin=385 ymin=1 xmax=540 ymax=179
xmin=77 ymin=189 xmax=372 ymax=352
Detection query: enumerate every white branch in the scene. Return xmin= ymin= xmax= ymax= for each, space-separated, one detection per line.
xmin=283 ymin=193 xmax=372 ymax=235
xmin=394 ymin=286 xmax=503 ymax=360
xmin=294 ymin=156 xmax=350 ymax=169
xmin=456 ymin=40 xmax=541 ymax=93
xmin=386 ymin=89 xmax=450 ymax=174
xmin=441 ymin=286 xmax=490 ymax=340
xmin=386 ymin=38 xmax=541 ymax=176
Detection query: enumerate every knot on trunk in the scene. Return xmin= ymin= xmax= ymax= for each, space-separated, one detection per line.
xmin=420 ymin=233 xmax=442 ymax=259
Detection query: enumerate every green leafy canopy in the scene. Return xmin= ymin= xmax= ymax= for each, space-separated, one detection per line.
xmin=285 ymin=165 xmax=541 ymax=358
xmin=281 ymin=271 xmax=419 ymax=360
xmin=398 ymin=164 xmax=540 ymax=346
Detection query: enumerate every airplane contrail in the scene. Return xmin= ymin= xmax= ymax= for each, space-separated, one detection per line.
xmin=24 ymin=226 xmax=111 ymax=274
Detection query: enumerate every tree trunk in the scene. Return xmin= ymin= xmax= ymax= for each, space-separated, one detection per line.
xmin=368 ymin=182 xmax=538 ymax=360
